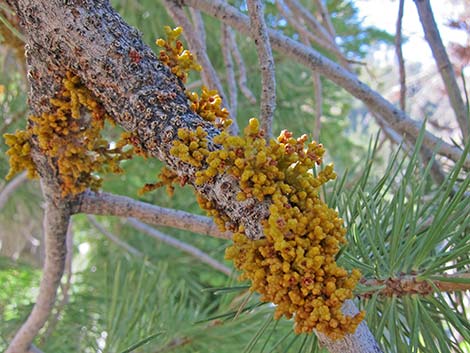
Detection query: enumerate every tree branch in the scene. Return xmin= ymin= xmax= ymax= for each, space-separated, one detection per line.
xmin=227 ymin=28 xmax=257 ymax=105
xmin=90 ymin=211 xmax=232 ymax=292
xmin=87 ymin=215 xmax=143 ymax=257
xmin=284 ymin=0 xmax=334 ymax=45
xmin=221 ymin=24 xmax=237 ymax=118
xmin=360 ymin=272 xmax=470 ymax=298
xmin=297 ymin=30 xmax=323 ymax=141
xmin=312 ymin=0 xmax=336 ymax=38
xmin=3 ymin=5 xmax=76 ymax=350
xmin=246 ymin=0 xmax=276 ymax=139
xmin=284 ymin=0 xmax=350 ymax=70
xmin=276 ymin=0 xmax=333 ymax=65
xmin=127 ymin=218 xmax=232 ymax=276
xmin=395 ymin=0 xmax=406 ymax=111
xmin=414 ymin=0 xmax=469 ymax=140
xmin=189 ymin=7 xmax=206 ymax=52
xmin=0 ymin=171 xmax=28 ymax=210
xmin=6 ymin=181 xmax=71 ymax=353
xmin=40 ymin=221 xmax=73 ymax=344
xmin=182 ymin=0 xmax=470 ymax=168
xmin=312 ymin=72 xmax=322 ymax=141
xmin=77 ymin=191 xmax=230 ymax=239
xmin=8 ymin=0 xmax=270 ymax=240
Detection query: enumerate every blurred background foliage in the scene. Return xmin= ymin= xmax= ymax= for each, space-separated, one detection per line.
xmin=1 ymin=0 xmax=469 ymax=352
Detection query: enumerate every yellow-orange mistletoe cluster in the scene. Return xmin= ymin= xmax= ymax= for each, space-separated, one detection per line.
xmin=173 ymin=117 xmax=363 ymax=338
xmin=222 ymin=120 xmax=364 ymax=338
xmin=4 ymin=72 xmax=133 ymax=196
xmin=187 ymin=87 xmax=232 ymax=131
xmin=155 ymin=26 xmax=231 ymax=130
xmin=168 ymin=117 xmax=364 ymax=338
xmin=156 ymin=26 xmax=202 ymax=83
xmin=154 ymin=26 xmax=365 ymax=338
xmin=4 ymin=129 xmax=37 ymax=180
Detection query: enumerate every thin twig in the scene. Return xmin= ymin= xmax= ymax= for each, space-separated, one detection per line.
xmin=0 ymin=8 xmax=26 ymax=75
xmin=284 ymin=0 xmax=350 ymax=70
xmin=0 ymin=109 xmax=27 ymax=136
xmin=227 ymin=28 xmax=257 ymax=105
xmin=222 ymin=24 xmax=238 ymax=118
xmin=87 ymin=215 xmax=143 ymax=257
xmin=395 ymin=0 xmax=406 ymax=111
xmin=415 ymin=0 xmax=469 ymax=140
xmin=163 ymin=0 xmax=221 ymax=93
xmin=461 ymin=68 xmax=470 ymax=123
xmin=360 ymin=272 xmax=470 ymax=298
xmin=77 ymin=190 xmax=231 ymax=240
xmin=284 ymin=0 xmax=333 ymax=43
xmin=189 ymin=8 xmax=206 ymax=52
xmin=0 ymin=11 xmax=24 ymax=41
xmin=127 ymin=218 xmax=232 ymax=276
xmin=298 ymin=29 xmax=323 ymax=141
xmin=0 ymin=171 xmax=28 ymax=210
xmin=312 ymin=72 xmax=322 ymax=141
xmin=277 ymin=0 xmax=336 ymax=58
xmin=312 ymin=0 xmax=336 ymax=38
xmin=247 ymin=0 xmax=276 ymax=139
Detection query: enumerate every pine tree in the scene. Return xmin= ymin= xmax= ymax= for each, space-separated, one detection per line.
xmin=0 ymin=1 xmax=469 ymax=353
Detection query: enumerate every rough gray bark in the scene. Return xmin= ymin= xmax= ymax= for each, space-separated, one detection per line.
xmin=6 ymin=0 xmax=267 ymax=241
xmin=4 ymin=1 xmax=381 ymax=353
